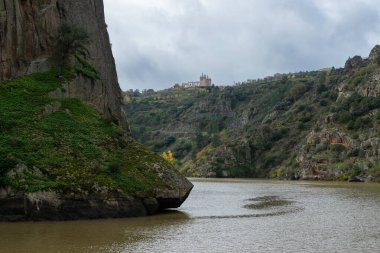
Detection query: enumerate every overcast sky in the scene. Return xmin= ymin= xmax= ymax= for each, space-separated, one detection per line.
xmin=103 ymin=0 xmax=380 ymax=91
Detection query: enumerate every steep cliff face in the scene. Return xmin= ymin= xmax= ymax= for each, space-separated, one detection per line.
xmin=0 ymin=0 xmax=125 ymax=127
xmin=0 ymin=0 xmax=193 ymax=221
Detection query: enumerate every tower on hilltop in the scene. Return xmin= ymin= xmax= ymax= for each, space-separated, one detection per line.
xmin=199 ymin=73 xmax=212 ymax=87
xmin=176 ymin=73 xmax=212 ymax=88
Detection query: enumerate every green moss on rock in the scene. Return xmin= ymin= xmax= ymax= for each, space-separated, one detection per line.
xmin=0 ymin=70 xmax=169 ymax=195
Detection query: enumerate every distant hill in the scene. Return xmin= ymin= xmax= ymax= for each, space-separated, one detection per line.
xmin=124 ymin=46 xmax=380 ymax=181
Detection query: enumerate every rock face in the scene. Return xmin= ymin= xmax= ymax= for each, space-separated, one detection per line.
xmin=0 ymin=0 xmax=193 ymax=221
xmin=0 ymin=191 xmax=150 ymax=221
xmin=0 ymin=0 xmax=125 ymax=127
xmin=0 ymin=183 xmax=193 ymax=221
xmin=369 ymin=45 xmax=380 ymax=64
xmin=306 ymin=131 xmax=354 ymax=148
xmin=343 ymin=55 xmax=366 ymax=75
xmin=341 ymin=46 xmax=380 ymax=98
xmin=0 ymin=159 xmax=193 ymax=221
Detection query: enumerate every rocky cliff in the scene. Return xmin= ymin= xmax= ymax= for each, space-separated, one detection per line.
xmin=0 ymin=0 xmax=193 ymax=221
xmin=0 ymin=0 xmax=125 ymax=127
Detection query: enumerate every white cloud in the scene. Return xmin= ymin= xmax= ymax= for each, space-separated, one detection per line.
xmin=103 ymin=0 xmax=380 ymax=90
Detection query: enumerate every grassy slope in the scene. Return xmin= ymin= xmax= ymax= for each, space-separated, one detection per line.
xmin=0 ymin=70 xmax=168 ymax=195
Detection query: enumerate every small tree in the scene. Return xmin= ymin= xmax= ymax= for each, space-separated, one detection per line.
xmin=290 ymin=83 xmax=307 ymax=100
xmin=56 ymin=23 xmax=90 ymax=66
xmin=162 ymin=151 xmax=168 ymax=160
xmin=162 ymin=150 xmax=176 ymax=165
xmin=56 ymin=24 xmax=99 ymax=80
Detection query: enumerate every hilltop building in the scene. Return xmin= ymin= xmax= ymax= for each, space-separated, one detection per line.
xmin=175 ymin=73 xmax=212 ymax=89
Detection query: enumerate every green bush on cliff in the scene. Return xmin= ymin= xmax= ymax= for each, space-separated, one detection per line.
xmin=56 ymin=24 xmax=99 ymax=81
xmin=347 ymin=65 xmax=375 ymax=91
xmin=290 ymin=83 xmax=307 ymax=100
xmin=0 ymin=70 xmax=167 ymax=194
xmin=0 ymin=157 xmax=17 ymax=186
xmin=57 ymin=23 xmax=90 ymax=65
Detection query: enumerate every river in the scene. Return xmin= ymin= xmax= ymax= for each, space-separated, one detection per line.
xmin=0 ymin=179 xmax=380 ymax=253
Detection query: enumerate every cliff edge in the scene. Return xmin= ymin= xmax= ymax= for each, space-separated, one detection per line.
xmin=1 ymin=0 xmax=123 ymax=127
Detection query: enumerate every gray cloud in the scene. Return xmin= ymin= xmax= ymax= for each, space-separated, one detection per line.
xmin=103 ymin=0 xmax=380 ymax=90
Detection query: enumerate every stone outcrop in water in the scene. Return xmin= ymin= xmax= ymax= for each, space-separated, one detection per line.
xmin=0 ymin=167 xmax=193 ymax=221
xmin=0 ymin=0 xmax=193 ymax=221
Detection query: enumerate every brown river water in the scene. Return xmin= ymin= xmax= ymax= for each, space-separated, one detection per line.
xmin=0 ymin=179 xmax=380 ymax=253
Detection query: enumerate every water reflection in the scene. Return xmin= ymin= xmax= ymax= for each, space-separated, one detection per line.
xmin=1 ymin=179 xmax=380 ymax=253
xmin=0 ymin=210 xmax=191 ymax=253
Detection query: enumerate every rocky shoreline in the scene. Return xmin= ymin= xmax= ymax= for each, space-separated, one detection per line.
xmin=0 ymin=184 xmax=193 ymax=221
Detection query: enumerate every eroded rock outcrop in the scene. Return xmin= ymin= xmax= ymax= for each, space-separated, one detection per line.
xmin=343 ymin=55 xmax=366 ymax=76
xmin=341 ymin=45 xmax=380 ymax=98
xmin=306 ymin=130 xmax=354 ymax=148
xmin=359 ymin=68 xmax=380 ymax=97
xmin=0 ymin=150 xmax=193 ymax=221
xmin=369 ymin=45 xmax=380 ymax=64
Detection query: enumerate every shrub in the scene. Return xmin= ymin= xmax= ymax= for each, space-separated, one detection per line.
xmin=275 ymin=97 xmax=294 ymax=111
xmin=317 ymin=84 xmax=328 ymax=94
xmin=0 ymin=157 xmax=18 ymax=186
xmin=347 ymin=149 xmax=360 ymax=157
xmin=330 ymin=144 xmax=346 ymax=153
xmin=319 ymin=100 xmax=328 ymax=106
xmin=56 ymin=23 xmax=90 ymax=66
xmin=315 ymin=143 xmax=328 ymax=152
xmin=153 ymin=141 xmax=166 ymax=151
xmin=296 ymin=105 xmax=306 ymax=112
xmin=290 ymin=83 xmax=307 ymax=100
xmin=262 ymin=154 xmax=277 ymax=169
xmin=212 ymin=134 xmax=221 ymax=147
xmin=271 ymin=128 xmax=289 ymax=141
xmin=173 ymin=141 xmax=193 ymax=159
xmin=333 ymin=111 xmax=353 ymax=124
xmin=367 ymin=163 xmax=380 ymax=179
xmin=164 ymin=136 xmax=176 ymax=146
xmin=74 ymin=54 xmax=100 ymax=80
xmin=347 ymin=117 xmax=373 ymax=130
xmin=297 ymin=122 xmax=306 ymax=130
xmin=108 ymin=163 xmax=120 ymax=173
xmin=347 ymin=120 xmax=355 ymax=130
xmin=300 ymin=113 xmax=312 ymax=123
xmin=0 ymin=157 xmax=17 ymax=176
xmin=347 ymin=65 xmax=375 ymax=91
xmin=196 ymin=132 xmax=210 ymax=150
xmin=161 ymin=150 xmax=176 ymax=165
xmin=270 ymin=167 xmax=286 ymax=178
xmin=56 ymin=24 xmax=99 ymax=80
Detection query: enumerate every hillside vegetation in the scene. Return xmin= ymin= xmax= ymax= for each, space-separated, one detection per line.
xmin=0 ymin=69 xmax=173 ymax=196
xmin=124 ymin=46 xmax=380 ymax=181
